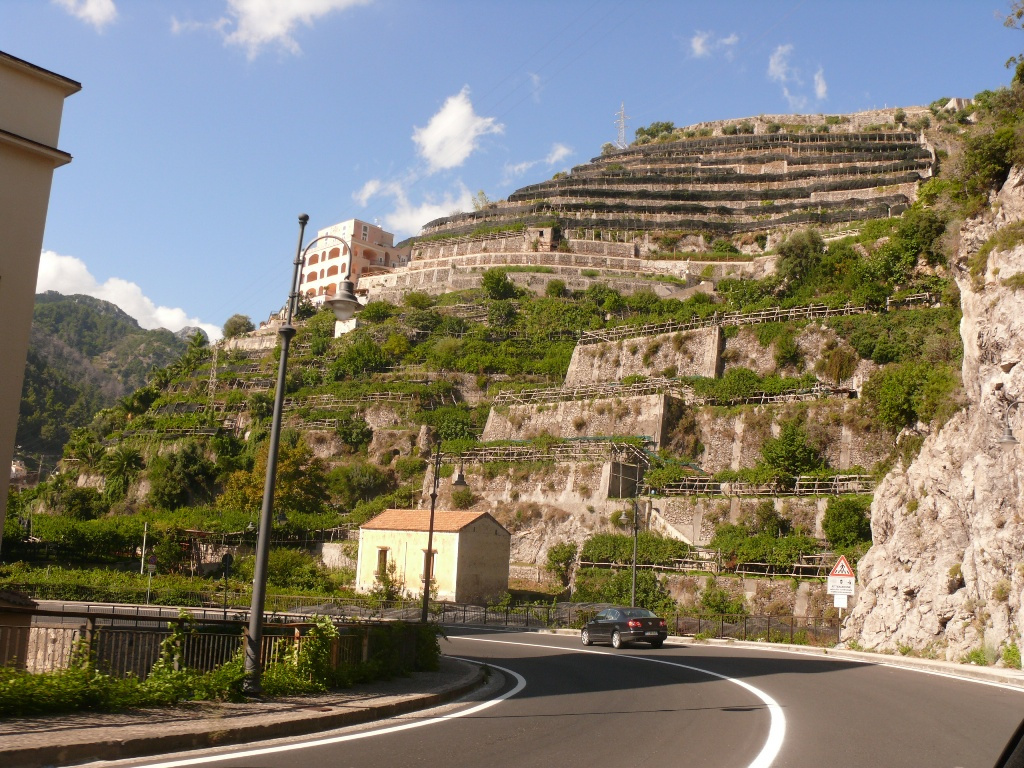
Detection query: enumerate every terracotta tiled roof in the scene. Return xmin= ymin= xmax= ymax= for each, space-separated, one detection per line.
xmin=361 ymin=509 xmax=496 ymax=533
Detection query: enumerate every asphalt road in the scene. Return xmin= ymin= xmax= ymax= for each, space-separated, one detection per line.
xmin=104 ymin=628 xmax=1024 ymax=768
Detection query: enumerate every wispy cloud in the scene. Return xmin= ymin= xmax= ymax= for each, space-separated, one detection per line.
xmin=502 ymin=142 xmax=574 ymax=184
xmin=767 ymin=44 xmax=825 ymax=110
xmin=172 ymin=0 xmax=369 ymax=59
xmin=545 ymin=143 xmax=572 ymax=165
xmin=529 ymin=72 xmax=543 ymax=103
xmin=354 ymin=179 xmax=473 ymax=237
xmin=768 ymin=44 xmax=794 ymax=83
xmin=36 ymin=250 xmax=221 ymax=340
xmin=690 ymin=30 xmax=738 ymax=59
xmin=412 ymin=86 xmax=504 ymax=173
xmin=53 ymin=0 xmax=117 ymax=30
xmin=814 ymin=67 xmax=828 ymax=100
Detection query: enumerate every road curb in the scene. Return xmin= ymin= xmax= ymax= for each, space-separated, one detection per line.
xmin=483 ymin=626 xmax=1024 ymax=689
xmin=2 ymin=661 xmax=485 ymax=768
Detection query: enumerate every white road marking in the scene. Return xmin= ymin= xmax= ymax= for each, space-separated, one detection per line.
xmin=123 ymin=659 xmax=526 ymax=768
xmin=452 ymin=636 xmax=786 ymax=768
xmin=661 ymin=640 xmax=1024 ymax=693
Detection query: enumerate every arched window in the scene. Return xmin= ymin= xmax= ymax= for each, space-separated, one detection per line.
xmin=306 ymin=288 xmax=316 ymax=297
xmin=329 ymin=247 xmax=340 ymax=260
xmin=326 ymin=265 xmax=339 ymax=277
xmin=306 ymin=271 xmax=317 ymax=283
xmin=308 ymin=253 xmax=319 ymax=265
xmin=320 ymin=269 xmax=325 ymax=279
xmin=325 ymin=283 xmax=337 ymax=295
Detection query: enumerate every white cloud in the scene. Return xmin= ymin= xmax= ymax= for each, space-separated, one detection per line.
xmin=354 ymin=178 xmax=383 ymax=207
xmin=503 ymin=160 xmax=537 ymax=181
xmin=174 ymin=0 xmax=368 ymax=58
xmin=355 ymin=181 xmax=472 ymax=238
xmin=502 ymin=143 xmax=573 ymax=184
xmin=768 ymin=44 xmax=794 ymax=83
xmin=412 ymin=86 xmax=504 ymax=173
xmin=690 ymin=31 xmax=711 ymax=58
xmin=36 ymin=250 xmax=222 ymax=340
xmin=529 ymin=72 xmax=543 ymax=103
xmin=814 ymin=67 xmax=828 ymax=100
xmin=545 ymin=143 xmax=572 ymax=165
xmin=53 ymin=0 xmax=117 ymax=30
xmin=690 ymin=30 xmax=738 ymax=59
xmin=782 ymin=86 xmax=807 ymax=111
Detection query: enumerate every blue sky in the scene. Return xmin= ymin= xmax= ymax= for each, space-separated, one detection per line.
xmin=3 ymin=0 xmax=1022 ymax=339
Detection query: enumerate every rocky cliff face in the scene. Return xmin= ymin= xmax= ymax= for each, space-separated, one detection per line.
xmin=845 ymin=168 xmax=1024 ymax=660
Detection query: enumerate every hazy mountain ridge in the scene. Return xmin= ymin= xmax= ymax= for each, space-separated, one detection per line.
xmin=16 ymin=293 xmax=188 ymax=461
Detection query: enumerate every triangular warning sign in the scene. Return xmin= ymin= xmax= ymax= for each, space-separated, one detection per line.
xmin=829 ymin=555 xmax=854 ymax=577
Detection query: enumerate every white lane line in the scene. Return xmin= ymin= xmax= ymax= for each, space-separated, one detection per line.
xmin=663 ymin=640 xmax=1024 ymax=694
xmin=452 ymin=636 xmax=785 ymax=768
xmin=125 ymin=659 xmax=526 ymax=768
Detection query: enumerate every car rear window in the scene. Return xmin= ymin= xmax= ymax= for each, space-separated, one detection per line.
xmin=623 ymin=608 xmax=656 ymax=618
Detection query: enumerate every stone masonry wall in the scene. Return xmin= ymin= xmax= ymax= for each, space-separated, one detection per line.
xmin=482 ymin=394 xmax=672 ymax=445
xmin=565 ymin=326 xmax=720 ymax=386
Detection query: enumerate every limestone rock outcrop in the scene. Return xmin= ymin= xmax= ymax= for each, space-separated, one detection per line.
xmin=845 ymin=167 xmax=1024 ymax=659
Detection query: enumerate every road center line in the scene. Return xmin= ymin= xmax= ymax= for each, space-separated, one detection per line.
xmin=125 ymin=659 xmax=526 ymax=768
xmin=451 ymin=636 xmax=785 ymax=768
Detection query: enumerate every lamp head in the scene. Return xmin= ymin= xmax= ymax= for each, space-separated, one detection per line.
xmin=451 ymin=463 xmax=468 ymax=488
xmin=327 ymin=280 xmax=360 ymax=321
xmin=999 ymin=423 xmax=1019 ymax=446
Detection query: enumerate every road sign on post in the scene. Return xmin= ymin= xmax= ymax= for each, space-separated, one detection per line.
xmin=827 ymin=555 xmax=855 ymax=600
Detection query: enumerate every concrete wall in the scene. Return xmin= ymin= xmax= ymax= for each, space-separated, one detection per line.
xmin=0 ymin=52 xmax=78 ymax=555
xmin=564 ymin=326 xmax=720 ymax=386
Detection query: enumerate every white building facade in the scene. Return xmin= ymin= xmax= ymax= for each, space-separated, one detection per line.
xmin=300 ymin=218 xmax=410 ymax=304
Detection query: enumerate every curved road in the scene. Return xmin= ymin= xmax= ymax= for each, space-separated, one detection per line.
xmin=107 ymin=628 xmax=1024 ymax=768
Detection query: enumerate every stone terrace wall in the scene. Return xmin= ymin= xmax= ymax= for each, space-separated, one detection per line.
xmin=655 ymin=495 xmax=828 ymax=545
xmin=565 ymin=326 xmax=720 ymax=386
xmin=693 ymin=400 xmax=890 ymax=474
xmin=482 ymin=393 xmax=674 ymax=446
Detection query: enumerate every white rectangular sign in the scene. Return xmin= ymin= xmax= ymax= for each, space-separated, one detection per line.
xmin=827 ymin=575 xmax=855 ymax=595
xmin=833 ymin=593 xmax=848 ymax=609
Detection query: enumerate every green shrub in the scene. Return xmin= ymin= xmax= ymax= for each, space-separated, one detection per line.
xmin=450 ymin=488 xmax=476 ymax=509
xmin=545 ymin=541 xmax=577 ymax=586
xmin=1003 ymin=642 xmax=1022 ymax=670
xmin=823 ymin=496 xmax=872 ymax=549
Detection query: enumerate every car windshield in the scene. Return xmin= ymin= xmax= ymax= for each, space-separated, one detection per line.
xmin=622 ymin=608 xmax=656 ymax=618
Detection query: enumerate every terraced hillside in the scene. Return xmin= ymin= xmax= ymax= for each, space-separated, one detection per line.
xmin=421 ymin=118 xmax=934 ymax=240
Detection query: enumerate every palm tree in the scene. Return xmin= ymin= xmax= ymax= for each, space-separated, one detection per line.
xmin=101 ymin=445 xmax=145 ymax=502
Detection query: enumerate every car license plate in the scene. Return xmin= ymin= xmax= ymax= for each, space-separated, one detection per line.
xmin=645 ymin=631 xmax=659 ymax=636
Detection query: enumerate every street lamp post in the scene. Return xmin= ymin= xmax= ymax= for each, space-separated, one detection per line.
xmin=243 ymin=214 xmax=360 ymax=695
xmin=420 ymin=446 xmax=467 ymax=623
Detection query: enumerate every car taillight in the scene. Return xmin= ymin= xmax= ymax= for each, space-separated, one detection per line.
xmin=659 ymin=619 xmax=666 ymax=627
xmin=627 ymin=619 xmax=642 ymax=628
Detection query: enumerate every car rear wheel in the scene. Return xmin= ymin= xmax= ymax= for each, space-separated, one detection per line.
xmin=611 ymin=630 xmax=623 ymax=649
xmin=649 ymin=639 xmax=664 ymax=649
xmin=581 ymin=629 xmax=592 ymax=646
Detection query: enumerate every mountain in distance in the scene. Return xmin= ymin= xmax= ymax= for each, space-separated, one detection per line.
xmin=16 ymin=292 xmax=190 ymax=464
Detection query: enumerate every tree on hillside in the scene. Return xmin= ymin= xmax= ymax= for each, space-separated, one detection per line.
xmin=220 ymin=436 xmax=329 ymax=517
xmin=481 ymin=268 xmax=517 ymax=300
xmin=100 ymin=445 xmax=144 ymax=502
xmin=776 ymin=229 xmax=825 ymax=285
xmin=758 ymin=420 xmax=825 ymax=484
xmin=222 ymin=314 xmax=255 ymax=338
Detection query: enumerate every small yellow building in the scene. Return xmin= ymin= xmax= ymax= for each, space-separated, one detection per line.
xmin=355 ymin=509 xmax=510 ymax=605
